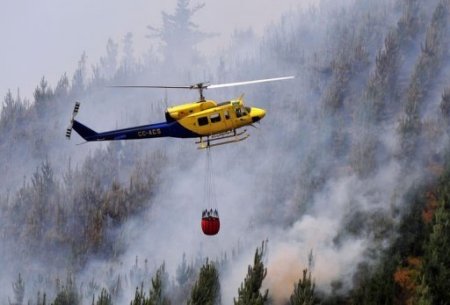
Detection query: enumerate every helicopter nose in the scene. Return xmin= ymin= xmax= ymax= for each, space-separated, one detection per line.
xmin=251 ymin=107 xmax=266 ymax=123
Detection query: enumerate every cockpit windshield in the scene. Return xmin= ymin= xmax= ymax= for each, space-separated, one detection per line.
xmin=235 ymin=106 xmax=250 ymax=118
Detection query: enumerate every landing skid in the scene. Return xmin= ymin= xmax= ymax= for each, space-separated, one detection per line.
xmin=196 ymin=129 xmax=249 ymax=149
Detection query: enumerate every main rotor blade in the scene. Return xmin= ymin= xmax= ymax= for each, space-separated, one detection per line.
xmin=109 ymin=85 xmax=192 ymax=89
xmin=208 ymin=76 xmax=295 ymax=89
xmin=108 ymin=76 xmax=294 ymax=91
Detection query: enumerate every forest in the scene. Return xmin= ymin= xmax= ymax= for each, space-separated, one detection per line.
xmin=1 ymin=0 xmax=450 ymax=304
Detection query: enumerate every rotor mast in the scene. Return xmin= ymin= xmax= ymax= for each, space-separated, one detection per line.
xmin=191 ymin=83 xmax=209 ymax=101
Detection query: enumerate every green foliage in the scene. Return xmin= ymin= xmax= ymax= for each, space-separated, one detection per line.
xmin=52 ymin=277 xmax=80 ymax=305
xmin=177 ymin=253 xmax=194 ymax=287
xmin=129 ymin=264 xmax=171 ymax=305
xmin=423 ymin=187 xmax=450 ymax=303
xmin=347 ymin=156 xmax=450 ymax=305
xmin=187 ymin=259 xmax=221 ymax=305
xmin=95 ymin=288 xmax=113 ymax=305
xmin=348 ymin=184 xmax=431 ymax=304
xmin=290 ymin=269 xmax=318 ymax=305
xmin=415 ymin=274 xmax=432 ymax=305
xmin=350 ymin=262 xmax=397 ymax=305
xmin=0 ymin=90 xmax=28 ymax=131
xmin=129 ymin=257 xmax=151 ymax=294
xmin=321 ymin=12 xmax=377 ymax=117
xmin=399 ymin=0 xmax=450 ymax=158
xmin=0 ymin=146 xmax=164 ymax=267
xmin=33 ymin=77 xmax=54 ymax=117
xmin=364 ymin=29 xmax=400 ymax=122
xmin=149 ymin=263 xmax=171 ymax=305
xmin=234 ymin=241 xmax=269 ymax=305
xmin=173 ymin=253 xmax=197 ymax=304
xmin=363 ymin=0 xmax=424 ymax=124
xmin=130 ymin=284 xmax=149 ymax=305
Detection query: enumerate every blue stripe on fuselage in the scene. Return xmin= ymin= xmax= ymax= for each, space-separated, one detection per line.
xmin=89 ymin=121 xmax=199 ymax=141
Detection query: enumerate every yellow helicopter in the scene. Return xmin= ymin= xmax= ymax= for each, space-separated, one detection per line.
xmin=66 ymin=76 xmax=294 ymax=149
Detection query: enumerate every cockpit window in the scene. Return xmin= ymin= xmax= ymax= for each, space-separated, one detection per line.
xmin=235 ymin=107 xmax=242 ymax=118
xmin=198 ymin=116 xmax=208 ymax=126
xmin=242 ymin=107 xmax=250 ymax=116
xmin=224 ymin=110 xmax=230 ymax=120
xmin=210 ymin=113 xmax=221 ymax=123
xmin=236 ymin=107 xmax=248 ymax=117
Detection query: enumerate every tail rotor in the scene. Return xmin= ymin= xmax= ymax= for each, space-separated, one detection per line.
xmin=66 ymin=102 xmax=80 ymax=139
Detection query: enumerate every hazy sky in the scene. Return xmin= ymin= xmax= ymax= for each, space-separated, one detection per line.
xmin=0 ymin=0 xmax=303 ymax=101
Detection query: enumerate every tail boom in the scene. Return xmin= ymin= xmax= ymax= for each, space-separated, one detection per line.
xmin=71 ymin=120 xmax=198 ymax=141
xmin=66 ymin=101 xmax=199 ymax=142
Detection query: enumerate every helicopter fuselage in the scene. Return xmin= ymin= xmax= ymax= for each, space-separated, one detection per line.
xmin=66 ymin=75 xmax=294 ymax=148
xmin=69 ymin=98 xmax=265 ymax=144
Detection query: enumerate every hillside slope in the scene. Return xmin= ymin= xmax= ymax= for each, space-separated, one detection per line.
xmin=1 ymin=0 xmax=450 ymax=304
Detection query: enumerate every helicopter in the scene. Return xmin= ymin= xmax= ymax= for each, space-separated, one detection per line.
xmin=66 ymin=76 xmax=294 ymax=149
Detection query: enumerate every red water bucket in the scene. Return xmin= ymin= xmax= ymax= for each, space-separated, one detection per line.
xmin=201 ymin=216 xmax=220 ymax=235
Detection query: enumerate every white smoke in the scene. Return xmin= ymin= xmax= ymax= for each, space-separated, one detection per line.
xmin=2 ymin=0 xmax=450 ymax=304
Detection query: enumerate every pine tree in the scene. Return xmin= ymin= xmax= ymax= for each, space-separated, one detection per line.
xmin=111 ymin=275 xmax=123 ymax=301
xmin=398 ymin=0 xmax=450 ymax=160
xmin=33 ymin=77 xmax=54 ymax=117
xmin=174 ymin=253 xmax=196 ymax=303
xmin=54 ymin=73 xmax=69 ymax=98
xmin=234 ymin=241 xmax=269 ymax=305
xmin=147 ymin=0 xmax=214 ymax=69
xmin=35 ymin=292 xmax=47 ymax=305
xmin=176 ymin=253 xmax=194 ymax=287
xmin=415 ymin=275 xmax=432 ymax=305
xmin=130 ymin=283 xmax=149 ymax=305
xmin=290 ymin=269 xmax=318 ymax=305
xmin=9 ymin=273 xmax=25 ymax=305
xmin=72 ymin=52 xmax=87 ymax=94
xmin=187 ymin=259 xmax=221 ymax=305
xmin=95 ymin=288 xmax=113 ymax=305
xmin=100 ymin=38 xmax=118 ymax=79
xmin=1 ymin=89 xmax=27 ymax=130
xmin=149 ymin=263 xmax=171 ymax=305
xmin=53 ymin=277 xmax=80 ymax=305
xmin=423 ymin=197 xmax=450 ymax=304
xmin=25 ymin=160 xmax=57 ymax=250
xmin=120 ymin=32 xmax=135 ymax=77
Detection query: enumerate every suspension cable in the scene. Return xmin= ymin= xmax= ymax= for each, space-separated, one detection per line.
xmin=203 ymin=147 xmax=218 ymax=213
